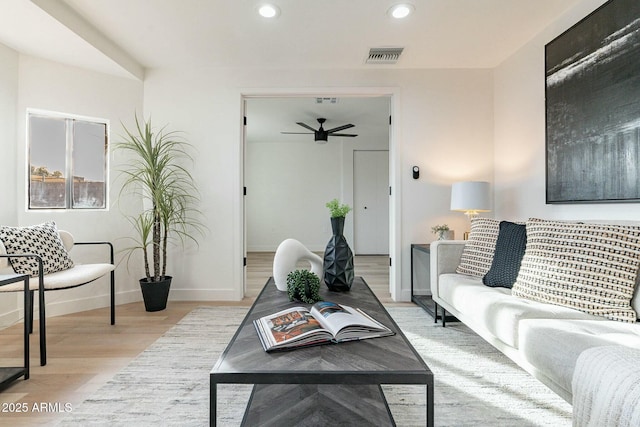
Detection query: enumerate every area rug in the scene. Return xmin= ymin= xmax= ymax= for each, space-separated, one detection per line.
xmin=57 ymin=306 xmax=571 ymax=426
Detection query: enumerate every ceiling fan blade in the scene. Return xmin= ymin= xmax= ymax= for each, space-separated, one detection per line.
xmin=281 ymin=132 xmax=314 ymax=134
xmin=330 ymin=133 xmax=358 ymax=137
xmin=296 ymin=122 xmax=318 ymax=132
xmin=326 ymin=123 xmax=355 ymax=133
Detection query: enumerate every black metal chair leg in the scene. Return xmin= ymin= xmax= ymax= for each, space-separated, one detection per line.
xmin=110 ymin=270 xmax=115 ymax=325
xmin=39 ymin=276 xmax=46 ymax=366
xmin=29 ymin=290 xmax=35 ymax=334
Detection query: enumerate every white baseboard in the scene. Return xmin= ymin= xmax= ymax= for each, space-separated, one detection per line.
xmin=169 ymin=288 xmax=242 ymax=301
xmin=0 ymin=288 xmax=249 ymax=322
xmin=0 ymin=308 xmax=21 ymax=328
xmin=41 ymin=289 xmax=141 ymax=319
xmin=247 ymin=246 xmax=326 ymax=253
xmin=399 ymin=288 xmax=413 ymax=302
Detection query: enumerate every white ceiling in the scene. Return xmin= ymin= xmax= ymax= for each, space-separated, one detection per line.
xmin=0 ymin=0 xmax=583 ymax=141
xmin=0 ymin=0 xmax=583 ymax=78
xmin=245 ymin=96 xmax=391 ymax=143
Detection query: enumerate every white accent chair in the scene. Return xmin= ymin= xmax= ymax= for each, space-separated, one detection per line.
xmin=273 ymin=239 xmax=323 ymax=291
xmin=0 ymin=230 xmax=115 ymax=366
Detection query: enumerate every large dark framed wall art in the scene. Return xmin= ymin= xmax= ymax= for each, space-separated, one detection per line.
xmin=545 ymin=0 xmax=640 ymax=203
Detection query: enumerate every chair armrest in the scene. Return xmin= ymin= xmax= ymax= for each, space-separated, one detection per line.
xmin=0 ymin=254 xmax=45 ymax=294
xmin=73 ymin=242 xmax=114 ymax=264
xmin=429 ymin=240 xmax=466 ymax=300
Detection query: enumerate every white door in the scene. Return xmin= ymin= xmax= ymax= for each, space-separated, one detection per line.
xmin=354 ymin=150 xmax=389 ymax=255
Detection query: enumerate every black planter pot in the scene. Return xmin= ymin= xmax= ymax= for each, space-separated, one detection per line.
xmin=323 ymin=217 xmax=354 ymax=291
xmin=140 ymin=276 xmax=172 ymax=312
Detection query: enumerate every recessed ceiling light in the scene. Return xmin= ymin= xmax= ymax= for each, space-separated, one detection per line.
xmin=388 ymin=3 xmax=414 ymax=19
xmin=258 ymin=4 xmax=280 ymax=18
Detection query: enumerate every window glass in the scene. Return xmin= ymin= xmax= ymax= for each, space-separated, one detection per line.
xmin=72 ymin=121 xmax=107 ymax=208
xmin=28 ymin=112 xmax=108 ymax=210
xmin=29 ymin=116 xmax=67 ymax=208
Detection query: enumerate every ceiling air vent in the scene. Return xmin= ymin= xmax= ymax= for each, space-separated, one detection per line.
xmin=366 ymin=47 xmax=404 ymax=64
xmin=316 ymin=97 xmax=338 ymax=104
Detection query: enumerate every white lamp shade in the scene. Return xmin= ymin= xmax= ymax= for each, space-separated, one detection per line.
xmin=450 ymin=181 xmax=491 ymax=213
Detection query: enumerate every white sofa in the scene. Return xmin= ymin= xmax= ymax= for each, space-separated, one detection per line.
xmin=430 ymin=235 xmax=640 ymax=406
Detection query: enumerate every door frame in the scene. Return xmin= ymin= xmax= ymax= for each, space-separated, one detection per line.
xmin=240 ymin=87 xmax=402 ymax=301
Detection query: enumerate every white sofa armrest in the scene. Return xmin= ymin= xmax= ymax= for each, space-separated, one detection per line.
xmin=429 ymin=240 xmax=466 ymax=301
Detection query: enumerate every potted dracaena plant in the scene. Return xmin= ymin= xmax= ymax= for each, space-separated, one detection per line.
xmin=118 ymin=115 xmax=204 ymax=311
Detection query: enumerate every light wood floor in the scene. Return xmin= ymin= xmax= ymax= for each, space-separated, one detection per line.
xmin=0 ymin=254 xmax=392 ymax=425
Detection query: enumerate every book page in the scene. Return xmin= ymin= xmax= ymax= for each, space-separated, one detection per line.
xmin=310 ymin=301 xmax=389 ymax=337
xmin=255 ymin=306 xmax=332 ymax=350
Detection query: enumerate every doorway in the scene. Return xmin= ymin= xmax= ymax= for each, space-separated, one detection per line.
xmin=241 ymin=91 xmax=400 ymax=300
xmin=353 ymin=150 xmax=389 ymax=255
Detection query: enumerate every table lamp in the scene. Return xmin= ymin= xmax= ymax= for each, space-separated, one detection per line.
xmin=450 ymin=181 xmax=491 ymax=239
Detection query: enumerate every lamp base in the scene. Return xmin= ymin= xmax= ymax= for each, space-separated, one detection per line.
xmin=463 ymin=231 xmax=470 ymax=240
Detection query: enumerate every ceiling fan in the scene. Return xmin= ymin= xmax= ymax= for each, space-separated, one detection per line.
xmin=281 ymin=118 xmax=357 ymax=143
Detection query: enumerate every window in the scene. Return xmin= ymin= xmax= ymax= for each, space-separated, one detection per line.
xmin=28 ymin=111 xmax=109 ymax=209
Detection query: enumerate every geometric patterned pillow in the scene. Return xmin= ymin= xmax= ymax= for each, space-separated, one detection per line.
xmin=0 ymin=221 xmax=74 ymax=277
xmin=512 ymin=218 xmax=640 ymax=323
xmin=456 ymin=218 xmax=501 ymax=277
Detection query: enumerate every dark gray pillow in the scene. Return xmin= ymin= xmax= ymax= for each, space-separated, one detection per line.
xmin=482 ymin=221 xmax=526 ymax=288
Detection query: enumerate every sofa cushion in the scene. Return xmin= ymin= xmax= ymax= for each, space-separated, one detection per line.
xmin=0 ymin=221 xmax=74 ymax=277
xmin=438 ymin=273 xmax=598 ymax=348
xmin=456 ymin=218 xmax=501 ymax=277
xmin=513 ymin=218 xmax=640 ymax=323
xmin=519 ymin=319 xmax=640 ymax=399
xmin=483 ymin=221 xmax=527 ymax=288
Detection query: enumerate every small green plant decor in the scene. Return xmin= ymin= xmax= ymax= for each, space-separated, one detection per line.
xmin=325 ymin=198 xmax=352 ymax=218
xmin=286 ymin=270 xmax=322 ymax=304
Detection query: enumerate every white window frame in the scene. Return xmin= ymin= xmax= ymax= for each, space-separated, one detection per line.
xmin=26 ymin=109 xmax=110 ymax=211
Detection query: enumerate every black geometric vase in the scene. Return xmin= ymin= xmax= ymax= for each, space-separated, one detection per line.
xmin=323 ymin=217 xmax=355 ymax=291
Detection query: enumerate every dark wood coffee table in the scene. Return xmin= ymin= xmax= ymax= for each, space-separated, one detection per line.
xmin=210 ymin=276 xmax=434 ymax=426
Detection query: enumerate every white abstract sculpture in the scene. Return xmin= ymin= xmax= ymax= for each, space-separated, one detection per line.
xmin=273 ymin=239 xmax=323 ymax=291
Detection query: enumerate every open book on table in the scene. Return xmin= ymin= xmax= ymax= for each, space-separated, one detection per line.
xmin=253 ymin=301 xmax=395 ymax=352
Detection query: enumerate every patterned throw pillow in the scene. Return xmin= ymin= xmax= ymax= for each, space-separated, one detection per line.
xmin=482 ymin=221 xmax=527 ymax=288
xmin=0 ymin=221 xmax=74 ymax=276
xmin=512 ymin=218 xmax=640 ymax=323
xmin=456 ymin=218 xmax=501 ymax=277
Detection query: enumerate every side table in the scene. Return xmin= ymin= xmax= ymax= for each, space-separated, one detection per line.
xmin=410 ymin=244 xmax=457 ymax=325
xmin=0 ymin=274 xmax=30 ymax=390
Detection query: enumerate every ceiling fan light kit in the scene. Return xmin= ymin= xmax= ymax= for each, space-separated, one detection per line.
xmin=281 ymin=118 xmax=358 ymax=143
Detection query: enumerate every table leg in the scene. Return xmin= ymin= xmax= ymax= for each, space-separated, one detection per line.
xmin=427 ymin=383 xmax=434 ymax=427
xmin=210 ymin=382 xmax=216 ymax=427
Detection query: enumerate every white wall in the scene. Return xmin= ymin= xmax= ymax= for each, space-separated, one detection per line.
xmin=246 ymin=139 xmax=342 ymax=252
xmin=0 ymin=42 xmax=19 ymax=323
xmin=143 ymin=67 xmax=494 ymax=301
xmin=2 ymin=0 xmax=631 ymax=315
xmin=493 ymin=0 xmax=640 ymax=222
xmin=246 ymin=112 xmax=390 ymax=252
xmin=0 ymin=55 xmax=145 ymax=323
xmin=0 ymin=43 xmax=18 ymax=225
